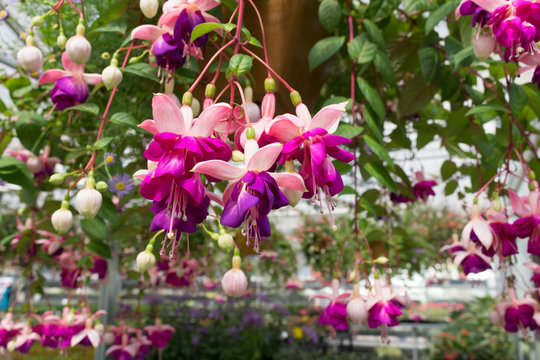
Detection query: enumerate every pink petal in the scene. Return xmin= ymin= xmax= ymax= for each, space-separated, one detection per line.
xmin=336 ymin=292 xmax=352 ymax=302
xmin=39 ymin=69 xmax=68 ymax=85
xmin=206 ymin=190 xmax=223 ymax=206
xmin=201 ymin=12 xmax=220 ymax=27
xmin=247 ymin=143 xmax=282 ymax=171
xmin=133 ymin=169 xmax=149 ymax=180
xmin=453 ymin=251 xmax=468 ymax=267
xmin=131 ymin=24 xmax=163 ymax=41
xmin=190 ymin=103 xmax=231 ymax=137
xmin=83 ymin=73 xmax=103 ymax=85
xmin=309 ymin=102 xmax=346 ymax=133
xmin=472 ymin=0 xmax=506 ymax=13
xmin=269 ymin=172 xmax=306 ymax=191
xmin=472 ymin=220 xmax=493 ymax=249
xmin=530 ymin=191 xmax=540 ymax=214
xmin=192 ymin=160 xmax=245 ymax=180
xmin=192 ymin=0 xmax=220 ymax=11
xmin=222 ymin=181 xmax=237 ymax=204
xmin=152 ymin=93 xmax=185 ymax=134
xmin=308 ymin=293 xmax=332 ymax=301
xmin=461 ymin=222 xmax=473 ymax=245
xmin=296 ymin=103 xmax=312 ymax=129
xmin=181 ymin=105 xmax=194 ymax=133
xmin=265 ymin=118 xmax=301 ymax=143
xmin=138 ymin=119 xmax=159 ymax=134
xmin=70 ymin=331 xmax=86 ymax=347
xmin=158 ymin=8 xmax=183 ymax=29
xmin=509 ymin=190 xmax=531 ymax=217
xmin=62 ymin=52 xmax=83 ymax=73
xmin=87 ymin=330 xmax=101 ymax=348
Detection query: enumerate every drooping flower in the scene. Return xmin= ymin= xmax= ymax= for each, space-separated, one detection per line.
xmin=457 ymin=0 xmax=492 ymax=26
xmin=310 ymin=279 xmax=352 ymax=331
xmin=39 ymin=52 xmax=102 ymax=111
xmin=10 ymin=325 xmax=40 ymax=353
xmin=487 ymin=205 xmax=518 ymax=257
xmin=451 ymin=241 xmax=492 ymax=275
xmin=498 ymin=288 xmax=538 ymax=333
xmin=266 ymin=102 xmax=353 ymax=228
xmin=461 ymin=204 xmax=494 ymax=250
xmin=412 ymin=172 xmax=437 ymax=201
xmin=143 ymin=318 xmax=175 ymax=348
xmin=108 ymin=173 xmax=134 ymax=197
xmin=509 ymin=190 xmax=540 ymax=255
xmin=365 ymin=279 xmax=404 ymax=329
xmin=192 ymin=139 xmax=305 ymax=251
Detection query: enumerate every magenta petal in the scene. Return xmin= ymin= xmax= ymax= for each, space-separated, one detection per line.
xmin=221 ymin=191 xmax=259 ymax=228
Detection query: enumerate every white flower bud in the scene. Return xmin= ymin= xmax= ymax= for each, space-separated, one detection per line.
xmin=7 ymin=340 xmax=16 ymax=352
xmin=103 ymin=332 xmax=115 ymax=345
xmin=66 ymin=28 xmax=91 ymax=65
xmin=49 ymin=173 xmax=66 ymax=185
xmin=51 ymin=202 xmax=73 ymax=234
xmin=245 ymin=102 xmax=261 ymax=122
xmin=57 ymin=33 xmax=67 ymax=49
xmin=218 ymin=233 xmax=234 ymax=251
xmin=473 ymin=35 xmax=496 ymax=60
xmin=17 ymin=42 xmax=43 ymax=73
xmin=66 ymin=311 xmax=75 ymax=324
xmin=347 ymin=297 xmax=368 ymax=324
xmin=26 ymin=156 xmax=43 ymax=174
xmin=191 ymin=97 xmax=201 ymax=117
xmin=140 ymin=0 xmax=159 ymax=18
xmin=221 ymin=253 xmax=248 ymax=297
xmin=136 ymin=245 xmax=156 ymax=272
xmin=94 ymin=323 xmax=104 ymax=334
xmin=75 ymin=180 xmax=102 ymax=218
xmin=232 ymin=150 xmax=245 ymax=162
xmin=102 ymin=65 xmax=122 ymax=90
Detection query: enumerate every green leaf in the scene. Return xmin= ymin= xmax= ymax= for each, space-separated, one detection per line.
xmin=335 ymin=124 xmax=363 ymax=139
xmin=94 ymin=137 xmax=114 ymax=150
xmin=357 ymin=76 xmax=386 ymax=120
xmin=441 ymin=68 xmax=461 ymax=100
xmin=124 ymin=63 xmax=160 ymax=83
xmin=441 ymin=160 xmax=457 ymax=180
xmin=425 ymin=0 xmax=461 ymax=35
xmin=364 ymin=162 xmax=397 ymax=192
xmin=398 ymin=74 xmax=438 ymax=117
xmin=249 ymin=36 xmax=263 ymax=48
xmin=363 ymin=107 xmax=383 ymax=142
xmin=67 ymin=103 xmax=99 ymax=115
xmin=110 ymin=112 xmax=140 ymax=130
xmin=374 ymin=51 xmax=396 ymax=85
xmin=363 ymin=135 xmax=395 ymax=170
xmin=308 ymin=36 xmax=345 ymax=71
xmin=0 ymin=233 xmax=17 ymax=247
xmin=465 ymin=104 xmax=508 ymax=116
xmin=453 ymin=45 xmax=474 ymax=70
xmin=190 ymin=22 xmax=236 ymax=43
xmin=403 ymin=0 xmax=438 ymax=12
xmin=510 ymin=83 xmax=527 ymax=115
xmin=81 ymin=218 xmax=107 ymax=240
xmin=318 ymin=0 xmax=342 ymax=32
xmin=88 ymin=21 xmax=127 ymax=35
xmin=86 ymin=239 xmax=112 ymax=259
xmin=0 ymin=156 xmax=34 ymax=188
xmin=15 ymin=112 xmax=46 ymax=155
xmin=445 ymin=179 xmax=458 ymax=195
xmin=348 ymin=35 xmax=377 ymax=64
xmin=363 ymin=19 xmax=385 ymax=50
xmin=226 ymin=54 xmax=253 ymax=79
xmin=418 ymin=47 xmax=441 ymax=83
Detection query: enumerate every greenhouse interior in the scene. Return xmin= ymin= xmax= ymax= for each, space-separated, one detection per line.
xmin=1 ymin=0 xmax=540 ymax=359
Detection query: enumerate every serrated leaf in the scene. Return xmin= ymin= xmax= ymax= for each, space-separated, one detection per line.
xmin=335 ymin=124 xmax=363 ymax=139
xmin=357 ymin=76 xmax=386 ymax=120
xmin=348 ymin=35 xmax=377 ymax=64
xmin=418 ymin=47 xmax=441 ymax=83
xmin=67 ymin=103 xmax=99 ymax=115
xmin=110 ymin=112 xmax=140 ymax=130
xmin=319 ymin=0 xmax=342 ymax=32
xmin=226 ymin=54 xmax=253 ymax=79
xmin=465 ymin=104 xmax=508 ymax=116
xmin=425 ymin=0 xmax=461 ymax=35
xmin=190 ymin=22 xmax=236 ymax=43
xmin=363 ymin=135 xmax=394 ymax=170
xmin=308 ymin=36 xmax=345 ymax=71
xmin=94 ymin=137 xmax=113 ymax=150
xmin=364 ymin=162 xmax=397 ymax=192
xmin=510 ymin=83 xmax=527 ymax=115
xmin=124 ymin=63 xmax=159 ymax=83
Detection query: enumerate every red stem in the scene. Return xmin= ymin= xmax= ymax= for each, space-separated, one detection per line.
xmin=241 ymin=46 xmax=295 ymax=92
xmin=247 ymin=0 xmax=271 ymax=77
xmin=188 ymin=39 xmax=236 ymax=93
xmin=65 ymin=0 xmax=84 ymax=18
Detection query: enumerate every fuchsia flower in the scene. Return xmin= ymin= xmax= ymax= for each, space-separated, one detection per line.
xmin=193 ymin=139 xmax=305 ymax=251
xmin=135 ymin=94 xmax=231 ymax=255
xmin=39 ymin=52 xmax=102 ymax=111
xmin=509 ymin=190 xmax=540 ymax=255
xmin=497 ymin=288 xmax=538 ymax=333
xmin=105 ymin=334 xmax=138 ymax=360
xmin=10 ymin=325 xmax=40 ymax=353
xmin=451 ymin=241 xmax=492 ymax=275
xmin=486 ymin=205 xmax=518 ymax=257
xmin=0 ymin=313 xmax=23 ymax=348
xmin=265 ymin=102 xmax=353 ymax=226
xmin=310 ymin=279 xmax=352 ymax=331
xmin=70 ymin=310 xmax=106 ymax=348
xmin=143 ymin=318 xmax=175 ymax=348
xmin=365 ymin=279 xmax=404 ymax=329
xmin=412 ymin=171 xmax=437 ymax=201
xmin=461 ymin=204 xmax=494 ymax=250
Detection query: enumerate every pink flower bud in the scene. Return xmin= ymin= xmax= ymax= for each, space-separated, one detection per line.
xmin=66 ymin=25 xmax=91 ymax=65
xmin=75 ymin=185 xmax=102 ymax=218
xmin=221 ymin=254 xmax=248 ymax=297
xmin=51 ymin=204 xmax=73 ymax=234
xmin=25 ymin=156 xmax=43 ymax=173
xmin=16 ymin=41 xmax=43 ymax=73
xmin=203 ymin=98 xmax=214 ymax=110
xmin=140 ymin=0 xmax=159 ymax=18
xmin=245 ymin=102 xmax=261 ymax=122
xmin=473 ymin=35 xmax=496 ymax=60
xmin=347 ymin=297 xmax=368 ymax=324
xmin=261 ymin=92 xmax=275 ymax=118
xmin=103 ymin=332 xmax=115 ymax=345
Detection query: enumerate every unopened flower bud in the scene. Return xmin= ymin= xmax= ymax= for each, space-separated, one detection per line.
xmin=473 ymin=34 xmax=496 ymax=60
xmin=94 ymin=323 xmax=104 ymax=334
xmin=66 ymin=27 xmax=91 ymax=65
xmin=102 ymin=64 xmax=122 ymax=90
xmin=66 ymin=310 xmax=75 ymax=324
xmin=7 ymin=340 xmax=16 ymax=352
xmin=31 ymin=16 xmax=44 ymax=26
xmin=26 ymin=156 xmax=43 ymax=174
xmin=221 ymin=252 xmax=248 ymax=297
xmin=182 ymin=92 xmax=193 ymax=106
xmin=205 ymin=83 xmax=216 ymax=98
xmin=136 ymin=245 xmax=156 ymax=272
xmin=140 ymin=0 xmax=159 ymax=18
xmin=75 ymin=177 xmax=102 ymax=218
xmin=232 ymin=150 xmax=244 ymax=162
xmin=347 ymin=292 xmax=367 ymax=324
xmin=245 ymin=102 xmax=261 ymax=122
xmin=17 ymin=38 xmax=43 ymax=73
xmin=95 ymin=181 xmax=108 ymax=192
xmin=264 ymin=77 xmax=275 ymax=92
xmin=103 ymin=332 xmax=115 ymax=345
xmin=218 ymin=233 xmax=234 ymax=251
xmin=290 ymin=90 xmax=302 ymax=106
xmin=191 ymin=97 xmax=201 ymax=117
xmin=51 ymin=201 xmax=73 ymax=234
xmin=492 ymin=198 xmax=501 ymax=212
xmin=57 ymin=33 xmax=67 ymax=49
xmin=374 ymin=256 xmax=389 ymax=265
xmin=49 ymin=173 xmax=66 ymax=185
xmin=246 ymin=127 xmax=256 ymax=140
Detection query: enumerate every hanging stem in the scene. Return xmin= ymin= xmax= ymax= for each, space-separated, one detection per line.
xmin=241 ymin=46 xmax=295 ymax=92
